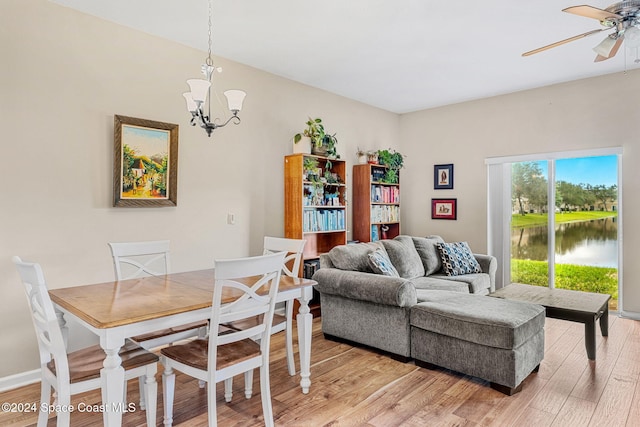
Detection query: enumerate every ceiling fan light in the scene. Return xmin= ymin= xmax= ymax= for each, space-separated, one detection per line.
xmin=593 ymin=36 xmax=617 ymax=57
xmin=625 ymin=26 xmax=640 ymax=48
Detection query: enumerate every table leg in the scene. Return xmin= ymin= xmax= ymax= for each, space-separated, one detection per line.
xmin=585 ymin=320 xmax=596 ymax=361
xmin=599 ymin=304 xmax=609 ymax=337
xmin=100 ymin=337 xmax=125 ymax=427
xmin=296 ymin=287 xmax=313 ymax=394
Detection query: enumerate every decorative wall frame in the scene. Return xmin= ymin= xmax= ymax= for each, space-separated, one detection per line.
xmin=113 ymin=115 xmax=178 ymax=207
xmin=431 ymin=198 xmax=457 ymax=220
xmin=434 ymin=163 xmax=454 ymax=189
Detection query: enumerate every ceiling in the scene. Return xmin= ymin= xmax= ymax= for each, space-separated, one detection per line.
xmin=50 ymin=0 xmax=639 ymax=114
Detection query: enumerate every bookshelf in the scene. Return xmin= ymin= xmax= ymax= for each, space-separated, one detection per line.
xmin=284 ymin=154 xmax=348 ymax=260
xmin=352 ymin=163 xmax=401 ymax=242
xmin=285 ymin=154 xmax=347 ymax=317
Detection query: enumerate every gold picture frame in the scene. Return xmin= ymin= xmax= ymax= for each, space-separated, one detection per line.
xmin=113 ymin=115 xmax=178 ymax=207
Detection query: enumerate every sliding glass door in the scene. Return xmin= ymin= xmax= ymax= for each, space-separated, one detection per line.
xmin=509 ymin=155 xmax=619 ymax=310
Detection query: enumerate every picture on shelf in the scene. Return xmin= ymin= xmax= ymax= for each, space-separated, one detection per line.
xmin=434 ymin=164 xmax=454 ymax=190
xmin=431 ymin=198 xmax=457 ymax=220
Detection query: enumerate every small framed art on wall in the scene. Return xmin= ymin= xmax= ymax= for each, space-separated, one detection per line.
xmin=434 ymin=164 xmax=454 ymax=190
xmin=431 ymin=198 xmax=457 ymax=220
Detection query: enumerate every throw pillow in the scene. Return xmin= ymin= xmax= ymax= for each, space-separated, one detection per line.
xmin=381 ymin=235 xmax=425 ymax=278
xmin=328 ymin=241 xmax=386 ymax=272
xmin=436 ymin=241 xmax=483 ymax=276
xmin=367 ymin=248 xmax=400 ymax=277
xmin=412 ymin=235 xmax=445 ymax=275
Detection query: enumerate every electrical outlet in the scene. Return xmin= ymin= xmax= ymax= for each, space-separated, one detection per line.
xmin=227 ymin=213 xmax=235 ymax=225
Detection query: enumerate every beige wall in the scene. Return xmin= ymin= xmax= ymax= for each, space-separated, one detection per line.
xmin=399 ymin=72 xmax=640 ymax=314
xmin=2 ymin=0 xmax=638 ymax=381
xmin=0 ymin=0 xmax=400 ymax=378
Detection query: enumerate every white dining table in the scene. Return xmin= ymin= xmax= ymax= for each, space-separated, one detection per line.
xmin=48 ymin=269 xmax=316 ymax=427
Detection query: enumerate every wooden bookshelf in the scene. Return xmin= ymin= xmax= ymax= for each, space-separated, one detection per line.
xmin=284 ymin=154 xmax=347 ymax=259
xmin=352 ymin=163 xmax=400 ymax=242
xmin=285 ymin=154 xmax=347 ymax=317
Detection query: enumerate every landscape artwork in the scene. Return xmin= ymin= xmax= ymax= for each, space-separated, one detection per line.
xmin=113 ymin=115 xmax=178 ymax=207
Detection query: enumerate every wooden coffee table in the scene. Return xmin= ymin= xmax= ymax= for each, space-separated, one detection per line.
xmin=490 ymin=283 xmax=610 ymax=360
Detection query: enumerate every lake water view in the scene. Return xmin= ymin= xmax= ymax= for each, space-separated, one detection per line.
xmin=511 ymin=217 xmax=618 ymax=268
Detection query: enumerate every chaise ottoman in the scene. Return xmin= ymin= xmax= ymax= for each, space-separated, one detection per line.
xmin=410 ymin=290 xmax=545 ymax=395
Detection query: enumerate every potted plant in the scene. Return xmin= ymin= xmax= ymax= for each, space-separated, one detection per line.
xmin=367 ymin=150 xmax=379 ymax=164
xmin=356 ymin=147 xmax=367 ymax=164
xmin=294 ymin=118 xmax=325 ymax=154
xmin=377 ymin=148 xmax=404 ymax=183
xmin=303 ymin=157 xmax=319 ymax=180
xmin=318 ymin=132 xmax=339 ymax=159
xmin=293 ymin=117 xmax=342 ymax=159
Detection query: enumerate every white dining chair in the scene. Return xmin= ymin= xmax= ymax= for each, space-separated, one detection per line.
xmin=12 ymin=256 xmax=159 ymax=427
xmin=108 ymin=240 xmax=208 ymax=408
xmin=224 ymin=237 xmax=306 ymax=376
xmin=160 ymin=251 xmax=286 ymax=427
xmin=262 ymin=236 xmax=306 ymax=375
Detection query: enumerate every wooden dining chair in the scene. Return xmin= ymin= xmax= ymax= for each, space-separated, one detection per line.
xmin=12 ymin=256 xmax=159 ymax=427
xmin=160 ymin=251 xmax=286 ymax=427
xmin=108 ymin=240 xmax=208 ymax=408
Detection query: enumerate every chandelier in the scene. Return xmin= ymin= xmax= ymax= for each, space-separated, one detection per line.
xmin=183 ymin=0 xmax=246 ymax=137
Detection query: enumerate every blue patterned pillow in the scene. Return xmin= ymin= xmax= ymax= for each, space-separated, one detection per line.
xmin=436 ymin=242 xmax=482 ymax=276
xmin=367 ymin=249 xmax=400 ymax=277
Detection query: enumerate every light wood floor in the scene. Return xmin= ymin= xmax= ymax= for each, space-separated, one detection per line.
xmin=1 ymin=315 xmax=639 ymax=426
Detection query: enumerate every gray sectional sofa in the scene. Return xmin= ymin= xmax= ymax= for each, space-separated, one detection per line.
xmin=313 ymin=235 xmax=545 ymax=394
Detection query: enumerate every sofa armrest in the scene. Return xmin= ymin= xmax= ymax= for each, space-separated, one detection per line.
xmin=313 ymin=268 xmax=417 ymax=307
xmin=474 ymin=253 xmax=497 ymax=292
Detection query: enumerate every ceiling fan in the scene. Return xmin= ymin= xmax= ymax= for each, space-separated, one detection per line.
xmin=523 ymin=1 xmax=640 ymax=62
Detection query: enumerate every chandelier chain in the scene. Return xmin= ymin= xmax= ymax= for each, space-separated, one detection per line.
xmin=206 ymin=0 xmax=213 ymax=66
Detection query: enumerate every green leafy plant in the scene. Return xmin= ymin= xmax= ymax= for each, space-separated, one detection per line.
xmin=377 ymin=149 xmax=404 ymax=183
xmin=303 ymin=157 xmax=319 ymax=174
xmin=294 ymin=118 xmax=326 ymax=147
xmin=377 ymin=148 xmax=404 ymax=170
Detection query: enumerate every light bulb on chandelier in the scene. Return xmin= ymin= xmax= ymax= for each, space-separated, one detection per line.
xmin=183 ymin=0 xmax=246 ymax=137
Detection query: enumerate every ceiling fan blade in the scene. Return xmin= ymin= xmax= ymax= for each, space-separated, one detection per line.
xmin=563 ymin=5 xmax=622 ymax=21
xmin=522 ymin=28 xmax=607 ymax=56
xmin=594 ymin=37 xmax=623 ymax=61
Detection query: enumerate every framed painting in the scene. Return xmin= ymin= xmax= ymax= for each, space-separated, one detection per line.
xmin=431 ymin=198 xmax=457 ymax=220
xmin=434 ymin=163 xmax=454 ymax=189
xmin=113 ymin=115 xmax=179 ymax=207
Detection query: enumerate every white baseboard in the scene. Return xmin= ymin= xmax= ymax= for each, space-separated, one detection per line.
xmin=620 ymin=310 xmax=640 ymax=321
xmin=0 ymin=369 xmax=41 ymax=393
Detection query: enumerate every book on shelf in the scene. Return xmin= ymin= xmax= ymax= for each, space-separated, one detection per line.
xmin=371 ymin=225 xmax=379 ymax=241
xmin=303 ymin=209 xmax=345 ymax=232
xmin=370 ymin=205 xmax=400 ymax=223
xmin=371 ymin=185 xmax=399 ymax=203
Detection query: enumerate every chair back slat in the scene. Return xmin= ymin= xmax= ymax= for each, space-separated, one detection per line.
xmin=208 ymin=252 xmax=285 ymax=371
xmin=13 ymin=257 xmax=71 ymax=383
xmin=108 ymin=240 xmax=170 ymax=280
xmin=263 ymin=236 xmax=306 ymax=278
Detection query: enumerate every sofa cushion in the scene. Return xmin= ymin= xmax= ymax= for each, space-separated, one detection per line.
xmin=368 ymin=248 xmax=399 ymax=277
xmin=412 ymin=235 xmax=445 ymax=275
xmin=436 ymin=242 xmax=482 ymax=276
xmin=412 ymin=276 xmax=470 ymax=294
xmin=430 ymin=273 xmax=491 ymax=295
xmin=410 ymin=290 xmax=545 ymax=350
xmin=328 ymin=242 xmax=386 ymax=272
xmin=382 ymin=236 xmax=425 ymax=279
